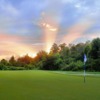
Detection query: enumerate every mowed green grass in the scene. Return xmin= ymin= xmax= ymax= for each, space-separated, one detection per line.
xmin=0 ymin=71 xmax=100 ymax=100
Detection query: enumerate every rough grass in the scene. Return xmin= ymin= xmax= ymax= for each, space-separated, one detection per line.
xmin=0 ymin=70 xmax=100 ymax=100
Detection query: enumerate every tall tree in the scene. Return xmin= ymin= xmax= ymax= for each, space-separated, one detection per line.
xmin=90 ymin=38 xmax=100 ymax=59
xmin=9 ymin=56 xmax=16 ymax=66
xmin=84 ymin=41 xmax=91 ymax=56
xmin=50 ymin=43 xmax=59 ymax=54
xmin=59 ymin=43 xmax=69 ymax=61
xmin=1 ymin=59 xmax=8 ymax=65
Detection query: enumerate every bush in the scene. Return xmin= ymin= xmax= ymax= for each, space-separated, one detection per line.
xmin=0 ymin=64 xmax=8 ymax=70
xmin=92 ymin=59 xmax=100 ymax=71
xmin=7 ymin=66 xmax=25 ymax=70
xmin=60 ymin=64 xmax=70 ymax=71
xmin=67 ymin=60 xmax=84 ymax=71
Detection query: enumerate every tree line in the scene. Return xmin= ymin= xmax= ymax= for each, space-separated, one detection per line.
xmin=0 ymin=38 xmax=100 ymax=71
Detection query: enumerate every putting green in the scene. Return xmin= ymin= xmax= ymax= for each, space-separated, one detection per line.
xmin=0 ymin=70 xmax=100 ymax=100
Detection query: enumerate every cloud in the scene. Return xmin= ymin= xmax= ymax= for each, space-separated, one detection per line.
xmin=0 ymin=33 xmax=43 ymax=59
xmin=0 ymin=33 xmax=26 ymax=42
xmin=0 ymin=41 xmax=36 ymax=59
xmin=61 ymin=18 xmax=95 ymax=45
xmin=0 ymin=0 xmax=19 ymax=16
xmin=32 ymin=43 xmax=46 ymax=46
xmin=73 ymin=32 xmax=100 ymax=44
xmin=84 ymin=33 xmax=100 ymax=39
xmin=61 ymin=0 xmax=74 ymax=4
xmin=0 ymin=0 xmax=100 ymax=59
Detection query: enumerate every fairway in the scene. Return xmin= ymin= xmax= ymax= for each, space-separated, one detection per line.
xmin=0 ymin=71 xmax=100 ymax=100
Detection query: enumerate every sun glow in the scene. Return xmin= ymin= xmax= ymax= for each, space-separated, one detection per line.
xmin=0 ymin=40 xmax=36 ymax=59
xmin=42 ymin=22 xmax=58 ymax=53
xmin=20 ymin=52 xmax=37 ymax=58
xmin=41 ymin=14 xmax=59 ymax=53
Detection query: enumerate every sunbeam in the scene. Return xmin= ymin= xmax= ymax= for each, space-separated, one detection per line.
xmin=41 ymin=14 xmax=58 ymax=53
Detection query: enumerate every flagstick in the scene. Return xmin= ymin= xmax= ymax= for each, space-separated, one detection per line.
xmin=84 ymin=63 xmax=86 ymax=83
xmin=83 ymin=54 xmax=87 ymax=83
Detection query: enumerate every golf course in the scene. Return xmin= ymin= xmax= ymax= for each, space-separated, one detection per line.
xmin=0 ymin=70 xmax=100 ymax=100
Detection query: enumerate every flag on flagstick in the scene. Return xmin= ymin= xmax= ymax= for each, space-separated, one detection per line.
xmin=84 ymin=54 xmax=87 ymax=64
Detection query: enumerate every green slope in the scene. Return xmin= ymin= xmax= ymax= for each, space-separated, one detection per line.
xmin=0 ymin=70 xmax=100 ymax=100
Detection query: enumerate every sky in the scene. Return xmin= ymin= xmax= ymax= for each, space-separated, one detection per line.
xmin=0 ymin=0 xmax=100 ymax=59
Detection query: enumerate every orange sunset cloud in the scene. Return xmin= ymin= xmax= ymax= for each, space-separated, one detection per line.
xmin=0 ymin=33 xmax=36 ymax=59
